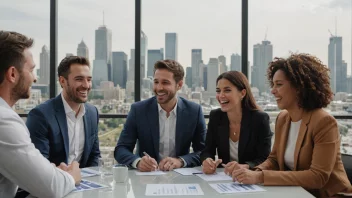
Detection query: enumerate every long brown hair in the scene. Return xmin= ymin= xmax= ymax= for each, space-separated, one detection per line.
xmin=217 ymin=71 xmax=259 ymax=111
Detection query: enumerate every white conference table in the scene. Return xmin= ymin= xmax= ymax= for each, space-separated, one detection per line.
xmin=65 ymin=167 xmax=314 ymax=198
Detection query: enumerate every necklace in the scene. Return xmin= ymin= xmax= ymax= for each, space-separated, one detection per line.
xmin=231 ymin=122 xmax=241 ymax=136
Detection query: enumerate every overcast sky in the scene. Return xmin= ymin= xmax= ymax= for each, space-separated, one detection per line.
xmin=1 ymin=0 xmax=351 ymax=76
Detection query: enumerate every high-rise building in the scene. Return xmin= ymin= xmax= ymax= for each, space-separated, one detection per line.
xmin=203 ymin=66 xmax=208 ymax=91
xmin=92 ymin=59 xmax=108 ymax=88
xmin=191 ymin=49 xmax=202 ymax=89
xmin=77 ymin=39 xmax=89 ymax=60
xmin=141 ymin=31 xmax=148 ymax=80
xmin=218 ymin=55 xmax=227 ymax=74
xmin=112 ymin=52 xmax=128 ymax=88
xmin=147 ymin=49 xmax=164 ymax=78
xmin=186 ymin=67 xmax=192 ymax=88
xmin=230 ymin=53 xmax=241 ymax=71
xmin=165 ymin=33 xmax=178 ymax=61
xmin=38 ymin=45 xmax=50 ymax=84
xmin=128 ymin=49 xmax=135 ymax=81
xmin=252 ymin=40 xmax=273 ymax=94
xmin=328 ymin=36 xmax=346 ymax=93
xmin=66 ymin=53 xmax=74 ymax=57
xmin=94 ymin=24 xmax=112 ymax=84
xmin=207 ymin=58 xmax=220 ymax=94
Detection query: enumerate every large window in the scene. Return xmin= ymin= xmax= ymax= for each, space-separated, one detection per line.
xmin=249 ymin=0 xmax=352 ymax=155
xmin=141 ymin=0 xmax=241 ymax=115
xmin=1 ymin=0 xmax=50 ymax=113
xmin=58 ymin=0 xmax=135 ymax=114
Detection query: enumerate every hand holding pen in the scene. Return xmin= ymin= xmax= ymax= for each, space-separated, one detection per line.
xmin=137 ymin=152 xmax=158 ymax=172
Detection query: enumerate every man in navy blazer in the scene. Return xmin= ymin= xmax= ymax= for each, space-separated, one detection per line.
xmin=26 ymin=56 xmax=100 ymax=168
xmin=115 ymin=60 xmax=206 ymax=172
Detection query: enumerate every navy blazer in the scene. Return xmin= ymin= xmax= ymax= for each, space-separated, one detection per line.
xmin=26 ymin=94 xmax=101 ymax=168
xmin=200 ymin=108 xmax=272 ymax=169
xmin=114 ymin=96 xmax=206 ymax=167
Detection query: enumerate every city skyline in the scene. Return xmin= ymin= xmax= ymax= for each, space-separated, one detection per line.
xmin=1 ymin=0 xmax=351 ymax=76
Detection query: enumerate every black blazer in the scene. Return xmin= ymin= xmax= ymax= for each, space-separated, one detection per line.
xmin=200 ymin=108 xmax=272 ymax=169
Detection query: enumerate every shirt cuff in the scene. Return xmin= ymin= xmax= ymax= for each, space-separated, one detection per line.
xmin=132 ymin=158 xmax=141 ymax=169
xmin=179 ymin=157 xmax=187 ymax=167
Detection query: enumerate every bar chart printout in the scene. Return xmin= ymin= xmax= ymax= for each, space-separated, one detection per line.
xmin=209 ymin=183 xmax=266 ymax=194
xmin=145 ymin=184 xmax=204 ymax=196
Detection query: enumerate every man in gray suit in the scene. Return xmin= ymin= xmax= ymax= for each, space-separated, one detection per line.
xmin=0 ymin=31 xmax=81 ymax=197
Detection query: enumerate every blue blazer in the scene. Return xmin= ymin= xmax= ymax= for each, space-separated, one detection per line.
xmin=26 ymin=94 xmax=101 ymax=168
xmin=114 ymin=96 xmax=206 ymax=167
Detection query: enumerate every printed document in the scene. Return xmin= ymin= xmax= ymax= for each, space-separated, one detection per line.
xmin=145 ymin=184 xmax=204 ymax=196
xmin=72 ymin=180 xmax=109 ymax=192
xmin=173 ymin=168 xmax=202 ymax=176
xmin=136 ymin=170 xmax=166 ymax=176
xmin=195 ymin=172 xmax=232 ymax=181
xmin=209 ymin=183 xmax=266 ymax=194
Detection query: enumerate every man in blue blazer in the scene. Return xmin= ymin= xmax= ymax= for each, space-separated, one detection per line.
xmin=115 ymin=60 xmax=206 ymax=172
xmin=26 ymin=56 xmax=100 ymax=168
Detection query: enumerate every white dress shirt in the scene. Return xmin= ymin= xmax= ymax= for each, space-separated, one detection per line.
xmin=61 ymin=94 xmax=86 ymax=164
xmin=157 ymin=102 xmax=177 ymax=159
xmin=229 ymin=139 xmax=239 ymax=162
xmin=284 ymin=120 xmax=302 ymax=170
xmin=0 ymin=97 xmax=75 ymax=198
xmin=132 ymin=100 xmax=187 ymax=168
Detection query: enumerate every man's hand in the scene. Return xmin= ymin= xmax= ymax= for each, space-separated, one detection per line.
xmin=202 ymin=158 xmax=222 ymax=174
xmin=66 ymin=161 xmax=81 ymax=185
xmin=158 ymin=157 xmax=183 ymax=171
xmin=57 ymin=162 xmax=69 ymax=171
xmin=232 ymin=168 xmax=263 ymax=184
xmin=222 ymin=161 xmax=249 ymax=175
xmin=137 ymin=156 xmax=158 ymax=172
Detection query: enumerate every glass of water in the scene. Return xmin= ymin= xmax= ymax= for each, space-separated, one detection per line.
xmin=98 ymin=158 xmax=115 ymax=178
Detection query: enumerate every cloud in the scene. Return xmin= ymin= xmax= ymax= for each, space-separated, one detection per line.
xmin=326 ymin=0 xmax=351 ymax=11
xmin=0 ymin=5 xmax=43 ymax=21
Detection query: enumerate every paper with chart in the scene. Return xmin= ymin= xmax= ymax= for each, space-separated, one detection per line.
xmin=145 ymin=184 xmax=204 ymax=196
xmin=72 ymin=180 xmax=109 ymax=192
xmin=195 ymin=172 xmax=232 ymax=181
xmin=209 ymin=183 xmax=266 ymax=194
xmin=135 ymin=170 xmax=166 ymax=175
xmin=81 ymin=168 xmax=100 ymax=178
xmin=173 ymin=168 xmax=202 ymax=176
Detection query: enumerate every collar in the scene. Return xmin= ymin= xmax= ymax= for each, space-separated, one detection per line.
xmin=61 ymin=93 xmax=86 ymax=117
xmin=157 ymin=98 xmax=178 ymax=116
xmin=0 ymin=97 xmax=12 ymax=110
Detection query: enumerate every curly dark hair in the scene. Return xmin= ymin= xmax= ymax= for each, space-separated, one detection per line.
xmin=154 ymin=59 xmax=184 ymax=83
xmin=267 ymin=53 xmax=333 ymax=111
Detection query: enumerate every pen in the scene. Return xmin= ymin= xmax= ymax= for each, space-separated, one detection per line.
xmin=143 ymin=151 xmax=158 ymax=170
xmin=192 ymin=172 xmax=203 ymax=175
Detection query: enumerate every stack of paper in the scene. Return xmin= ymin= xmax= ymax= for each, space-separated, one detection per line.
xmin=209 ymin=183 xmax=266 ymax=194
xmin=195 ymin=172 xmax=232 ymax=181
xmin=145 ymin=184 xmax=204 ymax=196
xmin=173 ymin=168 xmax=202 ymax=176
xmin=135 ymin=170 xmax=166 ymax=175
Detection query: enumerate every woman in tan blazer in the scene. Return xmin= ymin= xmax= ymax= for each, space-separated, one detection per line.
xmin=231 ymin=53 xmax=352 ymax=197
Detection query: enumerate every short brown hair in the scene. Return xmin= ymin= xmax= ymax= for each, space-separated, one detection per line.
xmin=154 ymin=59 xmax=184 ymax=83
xmin=58 ymin=56 xmax=90 ymax=79
xmin=267 ymin=53 xmax=333 ymax=111
xmin=0 ymin=31 xmax=34 ymax=84
xmin=217 ymin=71 xmax=259 ymax=111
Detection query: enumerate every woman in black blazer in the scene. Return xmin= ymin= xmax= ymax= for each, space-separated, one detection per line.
xmin=200 ymin=71 xmax=272 ymax=174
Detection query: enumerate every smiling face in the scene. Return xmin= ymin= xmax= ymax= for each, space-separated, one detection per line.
xmin=153 ymin=68 xmax=182 ymax=105
xmin=271 ymin=69 xmax=298 ymax=111
xmin=216 ymin=78 xmax=246 ymax=112
xmin=60 ymin=63 xmax=92 ymax=104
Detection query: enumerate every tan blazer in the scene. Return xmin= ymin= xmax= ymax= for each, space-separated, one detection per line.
xmin=256 ymin=109 xmax=352 ymax=197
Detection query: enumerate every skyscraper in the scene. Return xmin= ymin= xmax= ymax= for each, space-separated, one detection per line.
xmin=147 ymin=49 xmax=164 ymax=78
xmin=230 ymin=53 xmax=241 ymax=71
xmin=252 ymin=40 xmax=273 ymax=94
xmin=141 ymin=31 xmax=148 ymax=80
xmin=94 ymin=24 xmax=112 ymax=85
xmin=128 ymin=49 xmax=135 ymax=82
xmin=328 ymin=36 xmax=346 ymax=93
xmin=77 ymin=39 xmax=89 ymax=60
xmin=218 ymin=55 xmax=227 ymax=74
xmin=207 ymin=58 xmax=220 ymax=94
xmin=112 ymin=52 xmax=128 ymax=88
xmin=165 ymin=33 xmax=178 ymax=61
xmin=38 ymin=45 xmax=50 ymax=85
xmin=186 ymin=67 xmax=192 ymax=88
xmin=191 ymin=49 xmax=202 ymax=89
